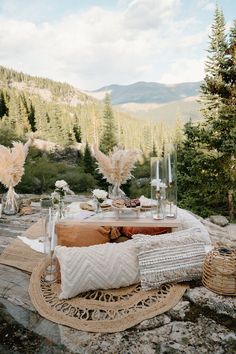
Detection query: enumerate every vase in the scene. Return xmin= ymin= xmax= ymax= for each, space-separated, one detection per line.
xmin=2 ymin=186 xmax=19 ymax=215
xmin=153 ymin=190 xmax=165 ymax=220
xmin=109 ymin=183 xmax=125 ymax=200
xmin=58 ymin=198 xmax=65 ymax=219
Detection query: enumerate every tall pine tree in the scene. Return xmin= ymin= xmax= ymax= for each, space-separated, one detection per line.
xmin=178 ymin=7 xmax=236 ymax=218
xmin=200 ymin=7 xmax=236 ymax=219
xmin=99 ymin=94 xmax=117 ymax=154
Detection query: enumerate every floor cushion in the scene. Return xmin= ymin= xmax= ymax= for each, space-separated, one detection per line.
xmin=55 ymin=221 xmax=111 ymax=247
xmin=133 ymin=227 xmax=211 ymax=290
xmin=55 ymin=240 xmax=139 ymax=299
xmin=120 ymin=226 xmax=171 ymax=238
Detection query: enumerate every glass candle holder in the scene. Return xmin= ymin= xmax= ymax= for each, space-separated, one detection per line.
xmin=164 ymin=147 xmax=177 ymax=218
xmin=151 ymin=157 xmax=166 ymax=219
xmin=40 ymin=197 xmax=57 ymax=283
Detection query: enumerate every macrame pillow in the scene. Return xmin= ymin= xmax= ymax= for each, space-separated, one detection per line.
xmin=133 ymin=227 xmax=210 ymax=290
xmin=55 ymin=240 xmax=140 ymax=299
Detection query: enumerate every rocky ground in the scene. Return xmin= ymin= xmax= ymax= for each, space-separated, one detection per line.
xmin=0 ymin=196 xmax=235 ymax=354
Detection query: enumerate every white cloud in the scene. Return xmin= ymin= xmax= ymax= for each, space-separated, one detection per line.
xmin=0 ymin=1 xmax=209 ymax=89
xmin=159 ymin=58 xmax=205 ymax=84
xmin=124 ymin=0 xmax=181 ymax=29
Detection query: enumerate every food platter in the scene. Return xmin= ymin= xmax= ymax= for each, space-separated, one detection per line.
xmin=111 ymin=203 xmax=141 ymax=219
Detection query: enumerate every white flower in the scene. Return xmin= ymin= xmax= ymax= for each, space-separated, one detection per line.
xmin=55 ymin=180 xmax=68 ymax=189
xmin=93 ymin=189 xmax=108 ymax=201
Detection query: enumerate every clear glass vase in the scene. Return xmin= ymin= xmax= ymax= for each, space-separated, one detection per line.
xmin=2 ymin=186 xmax=19 ymax=215
xmin=108 ymin=183 xmax=125 ymax=200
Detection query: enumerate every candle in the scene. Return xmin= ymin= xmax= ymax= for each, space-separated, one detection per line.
xmin=168 ymin=154 xmax=172 ymax=183
xmin=156 ymin=160 xmax=159 ymax=180
xmin=156 ymin=160 xmax=160 ymax=190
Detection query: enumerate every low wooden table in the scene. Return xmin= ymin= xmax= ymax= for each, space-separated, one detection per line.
xmin=75 ymin=211 xmax=181 ymax=232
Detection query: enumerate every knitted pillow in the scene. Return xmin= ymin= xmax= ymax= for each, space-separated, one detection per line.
xmin=133 ymin=227 xmax=210 ymax=290
xmin=55 ymin=240 xmax=139 ymax=299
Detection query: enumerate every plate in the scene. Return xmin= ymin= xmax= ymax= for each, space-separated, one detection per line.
xmin=112 ymin=205 xmax=141 ymax=212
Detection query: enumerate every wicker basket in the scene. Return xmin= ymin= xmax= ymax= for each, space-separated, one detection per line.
xmin=202 ymin=246 xmax=236 ymax=296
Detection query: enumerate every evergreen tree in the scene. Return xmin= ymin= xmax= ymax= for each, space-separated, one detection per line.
xmin=178 ymin=7 xmax=236 ymax=219
xmin=83 ymin=142 xmax=96 ymax=174
xmin=99 ymin=94 xmax=117 ymax=154
xmin=73 ymin=124 xmax=82 ymax=143
xmin=28 ymin=102 xmax=36 ymax=132
xmin=200 ymin=7 xmax=236 ymax=219
xmin=0 ymin=91 xmax=8 ymax=118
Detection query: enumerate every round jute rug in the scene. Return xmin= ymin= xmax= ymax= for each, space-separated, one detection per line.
xmin=29 ymin=259 xmax=188 ymax=333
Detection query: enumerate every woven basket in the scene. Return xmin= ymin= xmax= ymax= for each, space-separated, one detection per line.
xmin=202 ymin=246 xmax=236 ymax=296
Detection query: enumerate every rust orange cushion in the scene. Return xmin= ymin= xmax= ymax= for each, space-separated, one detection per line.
xmin=120 ymin=226 xmax=171 ymax=238
xmin=55 ymin=221 xmax=111 ymax=247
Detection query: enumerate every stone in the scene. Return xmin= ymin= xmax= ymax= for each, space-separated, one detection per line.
xmin=209 ymin=215 xmax=229 ymax=227
xmin=168 ymin=300 xmax=190 ymax=320
xmin=184 ymin=286 xmax=236 ymax=319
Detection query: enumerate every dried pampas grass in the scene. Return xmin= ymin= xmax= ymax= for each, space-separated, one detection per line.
xmin=0 ymin=138 xmax=32 ymax=189
xmin=93 ymin=145 xmax=140 ymax=185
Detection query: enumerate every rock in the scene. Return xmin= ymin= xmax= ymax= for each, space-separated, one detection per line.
xmin=168 ymin=300 xmax=190 ymax=320
xmin=184 ymin=286 xmax=236 ymax=319
xmin=209 ymin=215 xmax=229 ymax=227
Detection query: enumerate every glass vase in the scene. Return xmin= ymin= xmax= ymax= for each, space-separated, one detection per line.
xmin=2 ymin=186 xmax=19 ymax=215
xmin=150 ymin=157 xmax=166 ymax=219
xmin=108 ymin=183 xmax=125 ymax=200
xmin=40 ymin=197 xmax=57 ymax=283
xmin=164 ymin=146 xmax=177 ymax=218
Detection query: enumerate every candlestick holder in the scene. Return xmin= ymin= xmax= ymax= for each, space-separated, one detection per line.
xmin=40 ymin=197 xmax=58 ymax=283
xmin=150 ymin=157 xmax=166 ymax=219
xmin=164 ymin=148 xmax=177 ymax=218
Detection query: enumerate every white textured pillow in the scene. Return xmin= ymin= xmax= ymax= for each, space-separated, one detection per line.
xmin=133 ymin=227 xmax=211 ymax=252
xmin=133 ymin=227 xmax=210 ymax=290
xmin=55 ymin=240 xmax=140 ymax=299
xmin=177 ymin=207 xmax=208 ymax=234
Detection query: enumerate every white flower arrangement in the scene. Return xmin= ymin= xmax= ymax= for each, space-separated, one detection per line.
xmin=51 ymin=180 xmax=74 ymax=204
xmin=151 ymin=179 xmax=167 ymax=190
xmin=92 ymin=189 xmax=108 ymax=203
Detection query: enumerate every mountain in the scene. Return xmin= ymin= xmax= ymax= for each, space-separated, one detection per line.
xmin=89 ymin=81 xmax=203 ymax=124
xmin=90 ymin=81 xmax=201 ymax=105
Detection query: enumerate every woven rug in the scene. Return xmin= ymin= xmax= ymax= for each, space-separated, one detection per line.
xmin=0 ymin=220 xmax=188 ymax=332
xmin=0 ymin=220 xmax=44 ymax=272
xmin=29 ymin=258 xmax=187 ymax=333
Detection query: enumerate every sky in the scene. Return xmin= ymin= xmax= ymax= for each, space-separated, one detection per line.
xmin=0 ymin=0 xmax=235 ymax=90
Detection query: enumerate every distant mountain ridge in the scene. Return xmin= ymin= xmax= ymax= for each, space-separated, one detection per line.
xmin=91 ymin=81 xmax=202 ymax=105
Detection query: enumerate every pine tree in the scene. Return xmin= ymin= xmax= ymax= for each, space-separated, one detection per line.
xmin=0 ymin=91 xmax=8 ymax=118
xmin=99 ymin=94 xmax=117 ymax=154
xmin=73 ymin=124 xmax=82 ymax=143
xmin=28 ymin=102 xmax=36 ymax=132
xmin=83 ymin=142 xmax=96 ymax=174
xmin=199 ymin=7 xmax=236 ymax=219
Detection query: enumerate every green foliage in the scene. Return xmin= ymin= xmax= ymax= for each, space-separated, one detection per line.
xmin=17 ymin=147 xmax=96 ymax=195
xmin=0 ymin=121 xmax=20 ymax=147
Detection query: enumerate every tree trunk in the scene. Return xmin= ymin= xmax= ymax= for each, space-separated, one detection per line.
xmin=228 ymin=189 xmax=234 ymax=221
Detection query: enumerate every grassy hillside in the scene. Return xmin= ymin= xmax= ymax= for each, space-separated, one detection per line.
xmin=116 ymin=97 xmax=202 ymax=125
xmin=0 ymin=66 xmax=178 ymax=155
